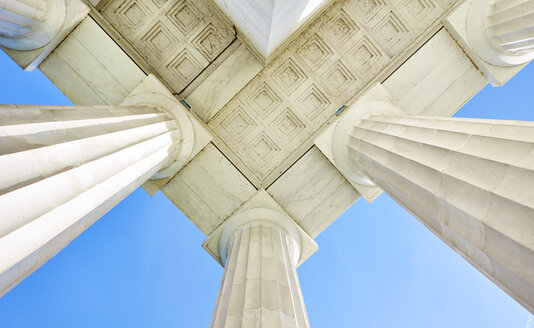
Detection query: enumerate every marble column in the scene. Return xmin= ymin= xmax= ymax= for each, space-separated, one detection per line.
xmin=334 ymin=113 xmax=534 ymax=313
xmin=211 ymin=218 xmax=310 ymax=328
xmin=0 ymin=0 xmax=66 ymax=50
xmin=0 ymin=97 xmax=193 ymax=296
xmin=467 ymin=0 xmax=534 ymax=66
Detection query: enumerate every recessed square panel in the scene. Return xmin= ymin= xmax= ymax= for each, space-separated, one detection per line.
xmin=140 ymin=21 xmax=176 ymax=61
xmin=166 ymin=49 xmax=203 ymax=86
xmin=294 ymin=84 xmax=330 ymax=121
xmin=325 ymin=9 xmax=360 ymax=46
xmin=245 ymin=82 xmax=283 ymax=118
xmin=403 ymin=0 xmax=435 ymax=18
xmin=296 ymin=34 xmax=334 ymax=71
xmin=167 ymin=0 xmax=202 ymax=37
xmin=246 ymin=132 xmax=281 ymax=169
xmin=219 ymin=103 xmax=258 ymax=142
xmin=271 ymin=58 xmax=308 ymax=96
xmin=352 ymin=0 xmax=385 ymax=21
xmin=272 ymin=108 xmax=306 ymax=140
xmin=320 ymin=60 xmax=357 ymax=96
xmin=192 ymin=24 xmax=229 ymax=62
xmin=373 ymin=12 xmax=410 ymax=56
xmin=115 ymin=0 xmax=151 ymax=31
xmin=347 ymin=36 xmax=386 ymax=77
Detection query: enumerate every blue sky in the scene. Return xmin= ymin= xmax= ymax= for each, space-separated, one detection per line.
xmin=0 ymin=50 xmax=533 ymax=327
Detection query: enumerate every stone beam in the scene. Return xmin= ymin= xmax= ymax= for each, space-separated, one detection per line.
xmin=0 ymin=93 xmax=196 ymax=296
xmin=332 ymin=108 xmax=534 ymax=313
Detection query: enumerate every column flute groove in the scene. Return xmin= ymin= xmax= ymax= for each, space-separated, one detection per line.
xmin=210 ymin=215 xmax=310 ymax=328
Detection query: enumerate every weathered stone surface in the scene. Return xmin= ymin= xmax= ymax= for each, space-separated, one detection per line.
xmin=268 ymin=147 xmax=360 ymax=238
xmin=161 ymin=143 xmax=257 ymax=235
xmin=39 ymin=17 xmax=146 ymax=105
xmin=100 ymin=0 xmax=236 ymax=93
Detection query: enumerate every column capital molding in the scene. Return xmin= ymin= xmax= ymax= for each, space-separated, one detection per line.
xmin=466 ymin=0 xmax=534 ymax=67
xmin=203 ymin=190 xmax=318 ymax=268
xmin=218 ymin=208 xmax=301 ymax=266
xmin=123 ymin=74 xmax=213 ymax=193
xmin=315 ymin=83 xmax=400 ymax=202
xmin=444 ymin=0 xmax=533 ymax=85
xmin=332 ymin=100 xmax=404 ymax=187
xmin=122 ymin=93 xmax=195 ymax=180
xmin=0 ymin=0 xmax=66 ymax=51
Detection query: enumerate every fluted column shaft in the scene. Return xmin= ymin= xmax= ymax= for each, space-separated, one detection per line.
xmin=0 ymin=103 xmax=185 ymax=296
xmin=211 ymin=221 xmax=310 ymax=328
xmin=345 ymin=114 xmax=534 ymax=313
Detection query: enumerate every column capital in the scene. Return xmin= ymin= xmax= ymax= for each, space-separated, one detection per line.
xmin=0 ymin=0 xmax=65 ymax=51
xmin=203 ymin=190 xmax=318 ymax=268
xmin=0 ymin=0 xmax=89 ymax=71
xmin=315 ymin=83 xmax=398 ymax=202
xmin=444 ymin=0 xmax=533 ymax=86
xmin=466 ymin=0 xmax=534 ymax=67
xmin=121 ymin=74 xmax=213 ymax=196
xmin=332 ymin=100 xmax=404 ymax=187
xmin=218 ymin=208 xmax=301 ymax=266
xmin=208 ymin=190 xmax=314 ymax=327
xmin=122 ymin=93 xmax=195 ymax=180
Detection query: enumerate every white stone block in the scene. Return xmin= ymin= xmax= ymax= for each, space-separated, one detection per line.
xmin=267 ymin=147 xmax=360 ymax=238
xmin=383 ymin=29 xmax=487 ymax=116
xmin=187 ymin=42 xmax=263 ymax=122
xmin=39 ymin=17 xmax=146 ymax=105
xmin=161 ymin=143 xmax=256 ymax=235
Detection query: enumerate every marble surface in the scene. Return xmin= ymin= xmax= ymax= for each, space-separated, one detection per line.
xmin=1 ymin=0 xmax=89 ymax=71
xmin=383 ymin=29 xmax=487 ymax=117
xmin=39 ymin=17 xmax=147 ymax=105
xmin=2 ymin=0 xmax=534 ymax=317
xmin=268 ymin=147 xmax=360 ymax=238
xmin=188 ymin=42 xmax=263 ymax=122
xmin=202 ymin=190 xmax=318 ymax=267
xmin=0 ymin=89 xmax=192 ymax=296
xmin=342 ymin=113 xmax=534 ymax=314
xmin=162 ymin=143 xmax=256 ymax=235
xmin=100 ymin=0 xmax=235 ymax=93
xmin=207 ymin=0 xmax=463 ymax=188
